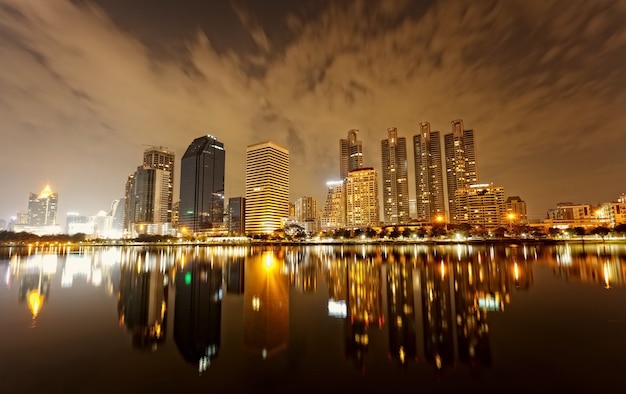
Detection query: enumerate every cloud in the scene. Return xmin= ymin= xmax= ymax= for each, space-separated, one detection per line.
xmin=1 ymin=0 xmax=625 ymax=223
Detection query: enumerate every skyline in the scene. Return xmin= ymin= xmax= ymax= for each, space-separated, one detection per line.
xmin=2 ymin=0 xmax=625 ymax=222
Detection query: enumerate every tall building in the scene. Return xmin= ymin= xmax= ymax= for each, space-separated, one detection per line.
xmin=143 ymin=146 xmax=175 ymax=222
xmin=381 ymin=127 xmax=409 ymax=224
xmin=179 ymin=135 xmax=225 ymax=234
xmin=345 ymin=168 xmax=380 ymax=227
xmin=340 ymin=129 xmax=363 ymax=179
xmin=321 ymin=181 xmax=346 ymax=230
xmin=126 ymin=165 xmax=171 ymax=232
xmin=444 ymin=119 xmax=478 ymax=223
xmin=456 ymin=183 xmax=505 ymax=228
xmin=414 ymin=122 xmax=445 ymax=222
xmin=28 ymin=185 xmax=58 ymax=226
xmin=245 ymin=141 xmax=289 ymax=235
xmin=228 ymin=197 xmax=245 ymax=235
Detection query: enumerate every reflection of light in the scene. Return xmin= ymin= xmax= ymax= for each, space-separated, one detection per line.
xmin=252 ymin=296 xmax=261 ymax=311
xmin=440 ymin=261 xmax=445 ymax=279
xmin=28 ymin=290 xmax=44 ymax=318
xmin=604 ymin=263 xmax=611 ymax=289
xmin=399 ymin=346 xmax=406 ymax=364
xmin=327 ymin=300 xmax=347 ymax=318
xmin=514 ymin=263 xmax=519 ymax=281
xmin=263 ymin=251 xmax=274 ymax=270
xmin=435 ymin=354 xmax=442 ymax=369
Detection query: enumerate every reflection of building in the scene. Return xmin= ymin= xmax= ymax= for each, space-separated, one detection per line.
xmin=340 ymin=129 xmax=363 ymax=179
xmin=179 ymin=135 xmax=225 ymax=234
xmin=117 ymin=254 xmax=168 ymax=350
xmin=245 ymin=141 xmax=289 ymax=235
xmin=444 ymin=120 xmax=478 ymax=223
xmin=345 ymin=168 xmax=380 ymax=227
xmin=420 ymin=262 xmax=455 ymax=370
xmin=381 ymin=127 xmax=409 ymax=225
xmin=414 ymin=122 xmax=445 ymax=222
xmin=386 ymin=260 xmax=416 ymax=366
xmin=344 ymin=256 xmax=382 ymax=369
xmin=243 ymin=250 xmax=289 ymax=358
xmin=174 ymin=262 xmax=223 ymax=373
xmin=321 ymin=181 xmax=345 ymax=230
xmin=225 ymin=255 xmax=245 ymax=294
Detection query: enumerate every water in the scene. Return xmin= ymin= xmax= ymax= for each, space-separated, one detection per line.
xmin=1 ymin=243 xmax=626 ymax=393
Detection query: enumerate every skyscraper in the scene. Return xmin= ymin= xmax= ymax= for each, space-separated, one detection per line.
xmin=245 ymin=141 xmax=289 ymax=235
xmin=381 ymin=127 xmax=409 ymax=224
xmin=179 ymin=135 xmax=225 ymax=233
xmin=295 ymin=196 xmax=318 ymax=233
xmin=228 ymin=197 xmax=245 ymax=235
xmin=340 ymin=129 xmax=363 ymax=179
xmin=345 ymin=168 xmax=379 ymax=227
xmin=143 ymin=146 xmax=175 ymax=223
xmin=444 ymin=119 xmax=478 ymax=223
xmin=28 ymin=185 xmax=58 ymax=226
xmin=414 ymin=122 xmax=445 ymax=222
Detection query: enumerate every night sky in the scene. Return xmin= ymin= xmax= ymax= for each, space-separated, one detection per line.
xmin=1 ymin=0 xmax=625 ymax=224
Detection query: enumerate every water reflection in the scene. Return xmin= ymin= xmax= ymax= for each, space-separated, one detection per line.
xmin=3 ymin=242 xmax=626 ymax=381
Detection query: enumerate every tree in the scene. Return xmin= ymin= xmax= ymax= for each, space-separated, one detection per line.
xmin=590 ymin=226 xmax=610 ymax=241
xmin=430 ymin=225 xmax=447 ymax=238
xmin=492 ymin=227 xmax=506 ymax=238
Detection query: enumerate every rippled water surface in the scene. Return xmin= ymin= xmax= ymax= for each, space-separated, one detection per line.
xmin=1 ymin=243 xmax=626 ymax=393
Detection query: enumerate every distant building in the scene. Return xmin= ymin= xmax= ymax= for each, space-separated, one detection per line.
xmin=321 ymin=181 xmax=346 ymax=230
xmin=340 ymin=129 xmax=363 ymax=179
xmin=544 ymin=202 xmax=608 ymax=229
xmin=456 ymin=183 xmax=505 ymax=229
xmin=381 ymin=127 xmax=409 ymax=225
xmin=245 ymin=141 xmax=289 ymax=235
xmin=295 ymin=196 xmax=318 ymax=233
xmin=444 ymin=120 xmax=478 ymax=224
xmin=143 ymin=146 xmax=175 ymax=223
xmin=126 ymin=165 xmax=172 ymax=236
xmin=179 ymin=135 xmax=225 ymax=234
xmin=345 ymin=168 xmax=380 ymax=227
xmin=28 ymin=185 xmax=58 ymax=226
xmin=505 ymin=196 xmax=528 ymax=224
xmin=414 ymin=122 xmax=445 ymax=222
xmin=228 ymin=197 xmax=245 ymax=235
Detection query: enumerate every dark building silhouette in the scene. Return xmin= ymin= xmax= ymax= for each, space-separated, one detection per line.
xmin=179 ymin=135 xmax=225 ymax=233
xmin=174 ymin=261 xmax=223 ymax=373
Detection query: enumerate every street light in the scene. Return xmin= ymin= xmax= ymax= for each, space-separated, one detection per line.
xmin=507 ymin=213 xmax=516 ymax=234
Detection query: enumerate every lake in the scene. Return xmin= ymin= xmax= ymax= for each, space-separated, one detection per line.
xmin=1 ymin=242 xmax=626 ymax=393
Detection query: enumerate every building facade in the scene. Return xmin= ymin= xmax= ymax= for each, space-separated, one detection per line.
xmin=179 ymin=135 xmax=225 ymax=234
xmin=505 ymin=196 xmax=528 ymax=224
xmin=455 ymin=183 xmax=505 ymax=229
xmin=295 ymin=196 xmax=319 ymax=234
xmin=228 ymin=197 xmax=245 ymax=235
xmin=245 ymin=141 xmax=289 ymax=235
xmin=28 ymin=185 xmax=58 ymax=226
xmin=345 ymin=168 xmax=380 ymax=228
xmin=340 ymin=129 xmax=363 ymax=179
xmin=413 ymin=122 xmax=445 ymax=222
xmin=381 ymin=127 xmax=409 ymax=225
xmin=444 ymin=119 xmax=478 ymax=223
xmin=143 ymin=146 xmax=175 ymax=223
xmin=321 ymin=181 xmax=346 ymax=230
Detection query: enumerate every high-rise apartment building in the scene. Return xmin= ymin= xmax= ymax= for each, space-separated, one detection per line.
xmin=28 ymin=185 xmax=58 ymax=226
xmin=321 ymin=181 xmax=346 ymax=230
xmin=381 ymin=127 xmax=409 ymax=224
xmin=245 ymin=141 xmax=289 ymax=235
xmin=413 ymin=122 xmax=445 ymax=222
xmin=179 ymin=135 xmax=225 ymax=233
xmin=143 ymin=146 xmax=175 ymax=223
xmin=340 ymin=129 xmax=363 ymax=179
xmin=444 ymin=119 xmax=478 ymax=223
xmin=455 ymin=183 xmax=505 ymax=229
xmin=345 ymin=168 xmax=379 ymax=227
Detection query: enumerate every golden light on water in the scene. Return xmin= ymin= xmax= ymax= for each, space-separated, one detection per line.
xmin=27 ymin=290 xmax=44 ymax=318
